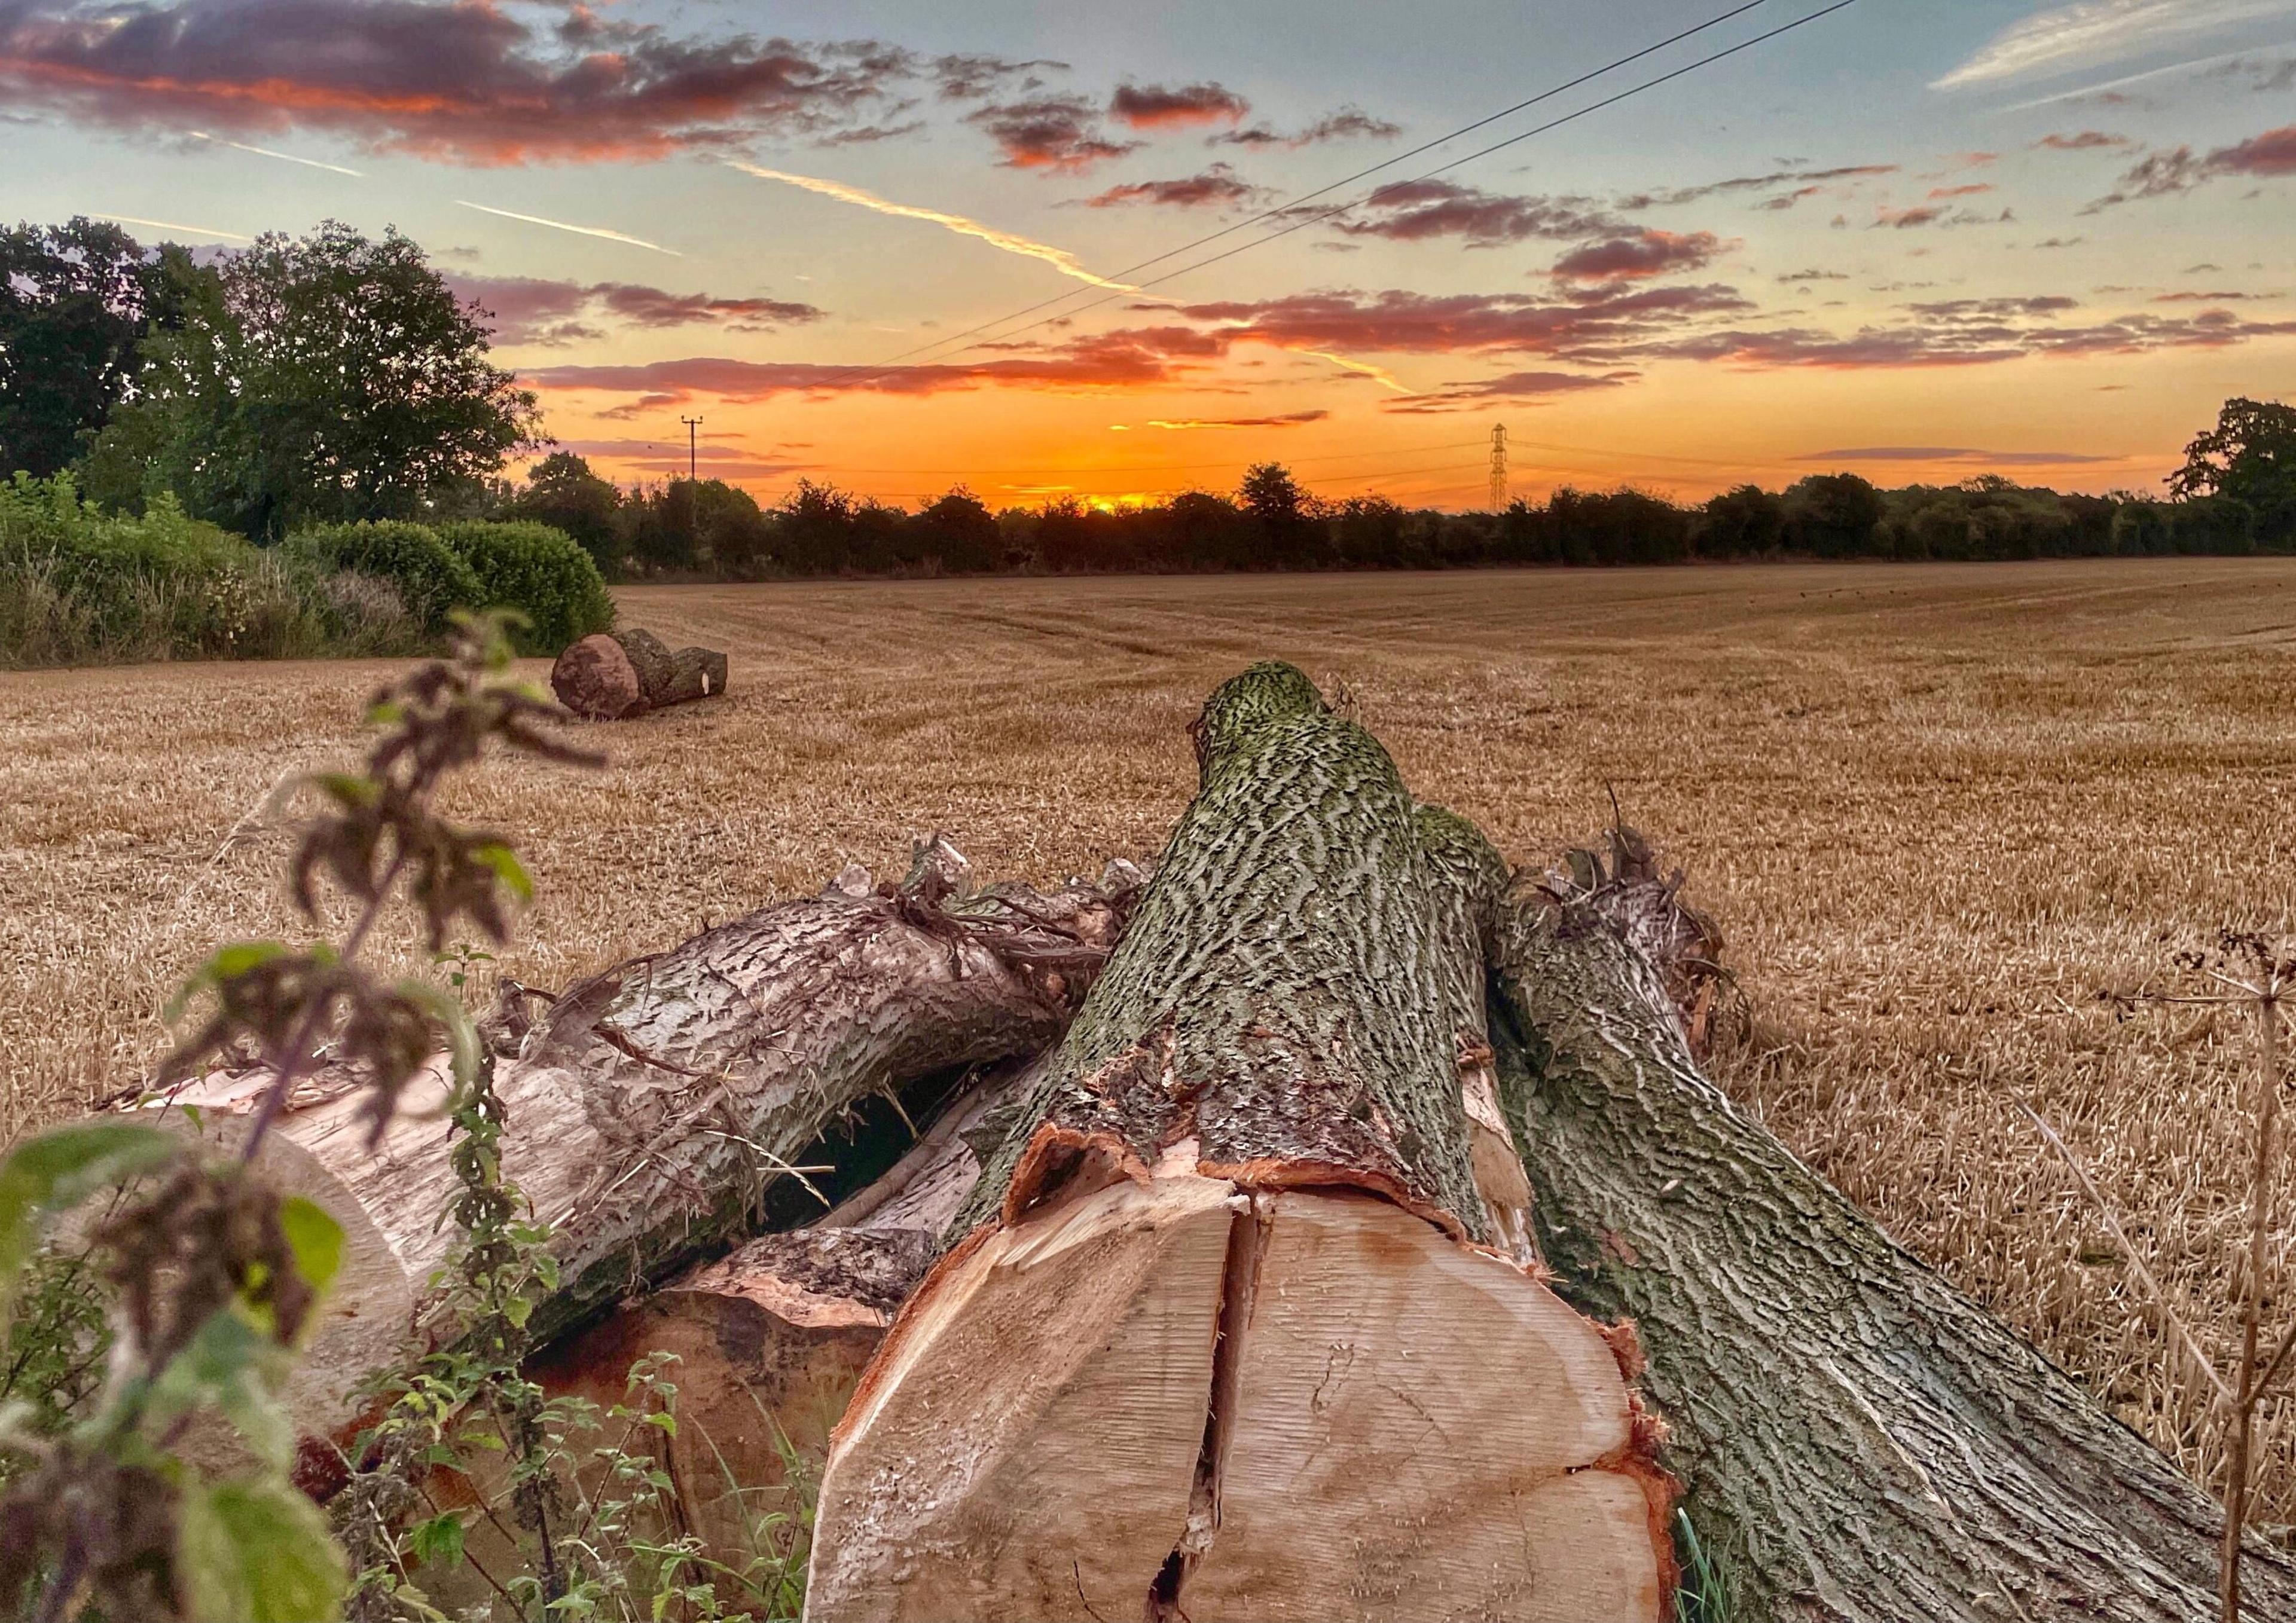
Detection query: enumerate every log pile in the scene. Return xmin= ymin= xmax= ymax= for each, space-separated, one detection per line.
xmin=120 ymin=661 xmax=2296 ymax=1620
xmin=146 ymin=839 xmax=1141 ymax=1469
xmin=551 ymin=626 xmax=730 ymax=719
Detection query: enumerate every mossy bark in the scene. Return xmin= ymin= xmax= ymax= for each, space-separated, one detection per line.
xmin=811 ymin=666 xmax=1672 ymax=1622
xmin=959 ymin=661 xmax=1498 ymax=1240
xmin=1492 ymin=894 xmax=2296 ymax=1623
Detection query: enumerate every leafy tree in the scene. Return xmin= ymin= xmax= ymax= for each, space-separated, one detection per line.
xmin=1781 ymin=472 xmax=1885 ymax=558
xmin=774 ymin=478 xmax=856 ymax=574
xmin=2170 ymin=397 xmax=2296 ymax=543
xmin=1168 ymin=489 xmax=1251 ymax=569
xmin=910 ymin=487 xmax=1000 ymax=573
xmin=0 ymin=218 xmax=200 ymax=479
xmin=1239 ymin=462 xmax=1321 ymax=567
xmin=85 ymin=222 xmax=539 ymax=539
xmin=1696 ymin=485 xmax=1785 ymax=559
xmin=512 ymin=451 xmax=625 ymax=575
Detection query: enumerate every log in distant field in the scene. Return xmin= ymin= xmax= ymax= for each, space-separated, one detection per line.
xmin=552 ymin=627 xmax=729 ymax=719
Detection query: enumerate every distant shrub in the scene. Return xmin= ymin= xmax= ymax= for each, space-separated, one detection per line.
xmin=435 ymin=518 xmax=615 ymax=653
xmin=0 ymin=474 xmax=423 ymax=667
xmin=283 ymin=519 xmax=483 ymax=629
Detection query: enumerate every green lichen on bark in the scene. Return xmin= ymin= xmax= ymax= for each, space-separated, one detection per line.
xmin=1491 ymin=897 xmax=2296 ymax=1623
xmin=958 ymin=662 xmax=1495 ymax=1240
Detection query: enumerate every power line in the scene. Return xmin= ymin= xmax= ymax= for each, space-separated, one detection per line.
xmin=916 ymin=0 xmax=1864 ymax=374
xmin=810 ymin=0 xmax=1780 ymax=386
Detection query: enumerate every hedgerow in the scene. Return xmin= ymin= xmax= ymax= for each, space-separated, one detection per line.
xmin=436 ymin=519 xmax=615 ymax=655
xmin=1 ymin=475 xmax=423 ymax=667
xmin=282 ymin=521 xmax=484 ymax=632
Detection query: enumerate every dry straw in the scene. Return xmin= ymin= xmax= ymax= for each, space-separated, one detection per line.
xmin=4 ymin=559 xmax=2294 ymax=1529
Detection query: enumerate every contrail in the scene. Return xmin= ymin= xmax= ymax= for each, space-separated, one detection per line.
xmin=724 ymin=163 xmax=1407 ymax=393
xmin=1996 ymin=44 xmax=2294 ymax=110
xmin=1290 ymin=347 xmax=1416 ymax=396
xmin=726 ymin=162 xmax=1144 ymax=295
xmin=94 ymin=213 xmax=251 ymax=242
xmin=188 ymin=132 xmax=363 ymax=177
xmin=455 ymin=201 xmax=681 ymax=255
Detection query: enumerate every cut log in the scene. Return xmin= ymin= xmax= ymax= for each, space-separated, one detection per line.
xmin=426 ymin=1227 xmax=937 ymax=1608
xmin=647 ymin=641 xmax=728 ymax=707
xmin=1491 ymin=864 xmax=2296 ymax=1623
xmin=141 ymin=840 xmax=1141 ymax=1462
xmin=810 ymin=663 xmax=1672 ymax=1623
xmin=551 ymin=629 xmax=729 ymax=719
xmin=611 ymin=626 xmax=674 ymax=695
xmin=612 ymin=627 xmax=728 ymax=709
xmin=418 ymin=1069 xmax=1024 ymax=1610
xmin=549 ymin=634 xmax=645 ymax=720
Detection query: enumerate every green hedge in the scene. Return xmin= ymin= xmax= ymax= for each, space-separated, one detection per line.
xmin=435 ymin=519 xmax=615 ymax=654
xmin=282 ymin=521 xmax=483 ymax=632
xmin=2 ymin=475 xmax=423 ymax=667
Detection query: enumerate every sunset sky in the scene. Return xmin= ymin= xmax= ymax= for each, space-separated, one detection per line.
xmin=5 ymin=0 xmax=2295 ymax=508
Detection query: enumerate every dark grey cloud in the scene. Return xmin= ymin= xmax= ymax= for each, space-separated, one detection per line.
xmin=448 ymin=273 xmax=822 ymax=343
xmin=0 ymin=0 xmax=922 ymax=163
xmin=1211 ymin=108 xmax=1400 ymax=148
xmin=965 ymin=94 xmax=1141 ymax=170
xmin=1109 ymin=80 xmax=1248 ymax=129
xmin=1079 ymin=164 xmax=1268 ymax=209
xmin=2085 ymin=124 xmax=2296 ymax=209
xmin=1332 ymin=180 xmax=1622 ymax=246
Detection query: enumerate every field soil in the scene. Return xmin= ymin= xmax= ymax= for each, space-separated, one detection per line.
xmin=4 ymin=560 xmax=2294 ymax=1520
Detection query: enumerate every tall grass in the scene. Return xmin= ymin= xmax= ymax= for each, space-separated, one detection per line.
xmin=0 ymin=474 xmax=425 ymax=668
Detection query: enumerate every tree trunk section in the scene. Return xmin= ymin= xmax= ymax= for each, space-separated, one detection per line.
xmin=552 ymin=630 xmax=728 ymax=719
xmin=647 ymin=643 xmax=728 ymax=707
xmin=1490 ymin=880 xmax=2296 ymax=1623
xmin=147 ymin=840 xmax=1140 ymax=1461
xmin=613 ymin=628 xmax=727 ymax=709
xmin=809 ymin=664 xmax=1673 ymax=1623
xmin=550 ymin=635 xmax=645 ymax=720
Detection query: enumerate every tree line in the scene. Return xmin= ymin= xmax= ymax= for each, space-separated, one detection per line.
xmin=6 ymin=216 xmax=2293 ymax=580
xmin=512 ymin=436 xmax=2296 ymax=580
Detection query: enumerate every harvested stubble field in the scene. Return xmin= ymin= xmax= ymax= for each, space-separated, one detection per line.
xmin=4 ymin=560 xmax=2294 ymax=1523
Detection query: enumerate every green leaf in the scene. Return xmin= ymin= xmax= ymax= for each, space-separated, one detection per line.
xmin=470 ymin=842 xmax=533 ymax=903
xmin=405 ymin=1510 xmax=466 ymax=1570
xmin=149 ymin=1307 xmax=294 ymax=1470
xmin=277 ymin=1197 xmax=345 ymax=1304
xmin=178 ymin=1477 xmax=347 ymax=1622
xmin=0 ymin=1120 xmax=175 ymax=1325
xmin=165 ymin=939 xmax=290 ymax=1021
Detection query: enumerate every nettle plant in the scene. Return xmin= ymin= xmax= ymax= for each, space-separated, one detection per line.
xmin=0 ymin=614 xmax=596 ymax=1622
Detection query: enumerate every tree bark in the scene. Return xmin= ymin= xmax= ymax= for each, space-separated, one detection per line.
xmin=613 ymin=628 xmax=728 ymax=708
xmin=646 ymin=642 xmax=728 ymax=707
xmin=412 ymin=1066 xmax=1024 ymax=1613
xmin=551 ymin=631 xmax=728 ymax=719
xmin=809 ymin=664 xmax=1674 ymax=1623
xmin=148 ymin=840 xmax=1141 ymax=1459
xmin=1489 ymin=873 xmax=2296 ymax=1623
